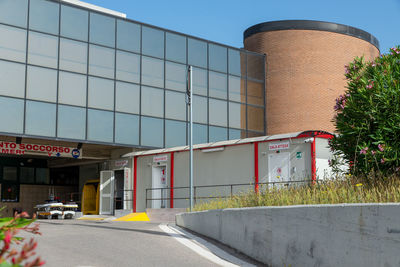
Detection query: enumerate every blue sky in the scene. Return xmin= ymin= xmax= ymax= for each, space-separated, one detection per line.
xmin=84 ymin=0 xmax=399 ymax=53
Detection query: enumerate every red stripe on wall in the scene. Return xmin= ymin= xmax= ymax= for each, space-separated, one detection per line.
xmin=170 ymin=152 xmax=174 ymax=208
xmin=311 ymin=137 xmax=316 ymax=183
xmin=254 ymin=142 xmax=259 ymax=193
xmin=133 ymin=156 xmax=137 ymax=212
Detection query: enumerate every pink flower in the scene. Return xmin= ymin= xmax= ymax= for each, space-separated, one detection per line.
xmin=381 ymin=158 xmax=385 ymax=164
xmin=4 ymin=230 xmax=12 ymax=249
xmin=371 ymin=150 xmax=376 ymax=155
xmin=378 ymin=144 xmax=384 ymax=152
xmin=360 ymin=147 xmax=368 ymax=155
xmin=371 ymin=62 xmax=376 ymax=67
xmin=366 ymin=80 xmax=374 ymax=89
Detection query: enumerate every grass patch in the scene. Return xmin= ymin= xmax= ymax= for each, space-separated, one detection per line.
xmin=192 ymin=177 xmax=400 ymax=211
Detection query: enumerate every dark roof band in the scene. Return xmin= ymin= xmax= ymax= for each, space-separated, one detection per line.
xmin=244 ymin=20 xmax=379 ymax=50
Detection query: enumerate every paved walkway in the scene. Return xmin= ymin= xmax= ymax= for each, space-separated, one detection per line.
xmin=19 ymin=220 xmax=246 ymax=267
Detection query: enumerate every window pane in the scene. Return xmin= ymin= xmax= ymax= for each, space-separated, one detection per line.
xmin=59 ymin=38 xmax=87 ymax=74
xmin=115 ymin=113 xmax=139 ymax=145
xmin=3 ymin=167 xmax=17 ymax=181
xmin=0 ymin=97 xmax=24 ymax=133
xmin=141 ymin=86 xmax=163 ymax=117
xmin=88 ymin=77 xmax=114 ymax=110
xmin=57 ymin=105 xmax=86 ymax=140
xmin=165 ymin=91 xmax=185 ymax=121
xmin=60 ymin=4 xmax=88 ymax=41
xmin=89 ymin=13 xmax=115 ymax=47
xmin=87 ymin=109 xmax=113 ymax=142
xmin=117 ymin=20 xmax=140 ymax=53
xmin=25 ymin=101 xmax=56 ymax=137
xmin=116 ymin=50 xmax=140 ymax=83
xmin=141 ymin=116 xmax=163 ymax=148
xmin=209 ymin=126 xmax=227 ymax=142
xmin=36 ymin=168 xmax=49 ymax=184
xmin=115 ymin=82 xmax=139 ymax=114
xmin=0 ymin=24 xmax=26 ymax=62
xmin=26 ymin=66 xmax=57 ymax=102
xmin=89 ymin=45 xmax=115 ymax=79
xmin=165 ymin=62 xmax=186 ymax=91
xmin=193 ymin=123 xmax=207 ymax=144
xmin=188 ymin=38 xmax=207 ymax=68
xmin=165 ymin=120 xmax=186 ymax=148
xmin=142 ymin=56 xmax=164 ymax=88
xmin=29 ymin=0 xmax=59 ymax=34
xmin=229 ymin=129 xmax=245 ymax=140
xmin=0 ymin=0 xmax=28 ymax=27
xmin=1 ymin=183 xmax=19 ymax=202
xmin=28 ymin=31 xmax=58 ymax=68
xmin=247 ymin=80 xmax=264 ymax=106
xmin=0 ymin=60 xmax=25 ymax=98
xmin=229 ymin=76 xmax=245 ymax=102
xmin=166 ymin=32 xmax=186 ymax=63
xmin=142 ymin=26 xmax=164 ymax=58
xmin=209 ymin=44 xmax=227 ymax=73
xmin=58 ymin=71 xmax=87 ymax=107
xmin=209 ymin=99 xmax=227 ymax=127
xmin=193 ymin=96 xmax=207 ymax=124
xmin=228 ymin=49 xmax=241 ymax=76
xmin=209 ymin=71 xmax=227 ymax=99
xmin=229 ymin=102 xmax=246 ymax=129
xmin=247 ymin=53 xmax=265 ymax=80
xmin=20 ymin=167 xmax=35 ymax=184
xmin=247 ymin=106 xmax=264 ymax=132
xmin=192 ymin=67 xmax=207 ymax=96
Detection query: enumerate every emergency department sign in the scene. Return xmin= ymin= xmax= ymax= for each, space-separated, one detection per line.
xmin=0 ymin=141 xmax=83 ymax=159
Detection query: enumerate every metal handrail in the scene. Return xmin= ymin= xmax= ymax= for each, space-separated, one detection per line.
xmin=145 ymin=179 xmax=314 ymax=208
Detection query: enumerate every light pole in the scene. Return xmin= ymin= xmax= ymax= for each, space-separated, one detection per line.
xmin=187 ymin=66 xmax=194 ymax=211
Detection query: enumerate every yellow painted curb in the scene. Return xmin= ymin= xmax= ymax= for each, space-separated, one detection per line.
xmin=113 ymin=212 xmax=150 ymax=222
xmin=78 ymin=217 xmax=104 ymax=221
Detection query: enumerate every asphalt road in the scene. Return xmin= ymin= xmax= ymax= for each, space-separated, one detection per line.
xmin=20 ymin=220 xmax=221 ymax=267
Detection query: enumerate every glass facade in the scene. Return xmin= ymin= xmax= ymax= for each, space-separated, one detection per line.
xmin=0 ymin=0 xmax=265 ymax=148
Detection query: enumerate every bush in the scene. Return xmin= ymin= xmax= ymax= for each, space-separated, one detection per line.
xmin=330 ymin=46 xmax=400 ymax=177
xmin=0 ymin=211 xmax=44 ymax=267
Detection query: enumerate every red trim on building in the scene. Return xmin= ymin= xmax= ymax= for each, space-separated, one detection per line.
xmin=133 ymin=156 xmax=137 ymax=212
xmin=170 ymin=152 xmax=174 ymax=208
xmin=311 ymin=137 xmax=316 ymax=183
xmin=254 ymin=142 xmax=259 ymax=193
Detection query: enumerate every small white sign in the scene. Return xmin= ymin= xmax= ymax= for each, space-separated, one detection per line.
xmin=115 ymin=160 xmax=128 ymax=167
xmin=153 ymin=155 xmax=168 ymax=163
xmin=269 ymin=142 xmax=290 ymax=151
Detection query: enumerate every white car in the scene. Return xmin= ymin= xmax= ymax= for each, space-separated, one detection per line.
xmin=62 ymin=203 xmax=78 ymax=219
xmin=35 ymin=203 xmax=63 ymax=219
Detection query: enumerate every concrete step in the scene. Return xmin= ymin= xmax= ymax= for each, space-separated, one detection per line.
xmin=146 ymin=208 xmax=186 ymax=222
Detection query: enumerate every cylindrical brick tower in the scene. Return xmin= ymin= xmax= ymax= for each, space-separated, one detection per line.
xmin=244 ymin=20 xmax=380 ymax=135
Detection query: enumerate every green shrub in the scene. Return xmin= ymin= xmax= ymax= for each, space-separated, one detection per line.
xmin=330 ymin=46 xmax=400 ymax=177
xmin=0 ymin=211 xmax=44 ymax=267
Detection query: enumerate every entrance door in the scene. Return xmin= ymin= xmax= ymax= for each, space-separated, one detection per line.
xmin=114 ymin=170 xmax=124 ymax=210
xmin=268 ymin=152 xmax=290 ymax=187
xmin=152 ymin=165 xmax=167 ymax=208
xmin=99 ymin=170 xmax=114 ymax=215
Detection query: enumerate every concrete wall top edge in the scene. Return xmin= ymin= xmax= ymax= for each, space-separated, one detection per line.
xmin=182 ymin=202 xmax=400 ymax=214
xmin=244 ymin=20 xmax=380 ymax=50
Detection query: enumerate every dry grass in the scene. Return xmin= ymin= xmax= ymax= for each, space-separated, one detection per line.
xmin=192 ymin=176 xmax=400 ymax=211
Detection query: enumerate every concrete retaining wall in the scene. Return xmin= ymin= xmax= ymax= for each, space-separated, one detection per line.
xmin=176 ymin=204 xmax=400 ymax=267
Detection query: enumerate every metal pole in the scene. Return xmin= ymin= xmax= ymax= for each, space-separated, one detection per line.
xmin=189 ymin=66 xmax=194 ymax=211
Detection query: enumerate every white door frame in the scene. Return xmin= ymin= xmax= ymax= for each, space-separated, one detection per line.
xmin=99 ymin=170 xmax=115 ymax=215
xmin=151 ymin=164 xmax=167 ymax=209
xmin=268 ymin=152 xmax=290 ymax=187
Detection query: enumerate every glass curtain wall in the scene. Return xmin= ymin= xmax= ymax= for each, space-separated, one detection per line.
xmin=0 ymin=0 xmax=265 ymax=148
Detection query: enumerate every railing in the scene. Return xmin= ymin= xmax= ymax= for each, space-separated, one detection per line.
xmin=113 ymin=189 xmax=134 ymax=211
xmin=145 ymin=179 xmax=314 ymax=209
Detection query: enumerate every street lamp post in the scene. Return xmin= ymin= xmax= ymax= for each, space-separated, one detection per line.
xmin=187 ymin=66 xmax=194 ymax=211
